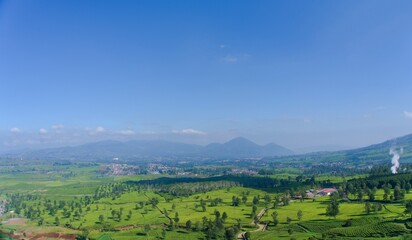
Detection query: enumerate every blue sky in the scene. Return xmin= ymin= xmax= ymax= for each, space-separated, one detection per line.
xmin=1 ymin=0 xmax=412 ymax=152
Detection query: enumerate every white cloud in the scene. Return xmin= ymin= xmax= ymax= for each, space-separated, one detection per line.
xmin=118 ymin=130 xmax=136 ymax=135
xmin=219 ymin=44 xmax=226 ymax=49
xmin=95 ymin=126 xmax=106 ymax=133
xmin=88 ymin=126 xmax=106 ymax=135
xmin=404 ymin=111 xmax=412 ymax=119
xmin=51 ymin=124 xmax=64 ymax=129
xmin=39 ymin=128 xmax=48 ymax=134
xmin=10 ymin=127 xmax=22 ymax=133
xmin=172 ymin=128 xmax=206 ymax=135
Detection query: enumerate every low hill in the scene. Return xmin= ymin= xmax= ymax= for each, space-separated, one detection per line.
xmin=269 ymin=133 xmax=412 ymax=165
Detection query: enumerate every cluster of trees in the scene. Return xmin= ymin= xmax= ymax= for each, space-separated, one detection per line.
xmin=6 ymin=193 xmax=100 ymax=227
xmin=370 ymin=165 xmax=412 ymax=176
xmin=97 ymin=209 xmax=131 ymax=224
xmin=364 ymin=202 xmax=383 ymax=214
xmin=344 ymin=174 xmax=412 ymax=202
xmin=158 ymin=181 xmax=240 ymax=197
xmin=347 ymin=173 xmax=412 ymax=193
xmin=129 ymin=175 xmax=314 ymax=192
xmin=200 ymin=210 xmax=238 ymax=240
xmin=321 ymin=172 xmax=412 ymax=218
xmin=93 ymin=183 xmax=134 ymax=200
xmin=303 ymin=164 xmax=366 ymax=175
xmin=161 ymin=208 xmax=238 ymax=240
xmin=6 ymin=182 xmax=293 ymax=238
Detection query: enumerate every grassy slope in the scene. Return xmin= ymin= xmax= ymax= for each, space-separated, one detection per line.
xmin=1 ymin=163 xmax=412 ymax=239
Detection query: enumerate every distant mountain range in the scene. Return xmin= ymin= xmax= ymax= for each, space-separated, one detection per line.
xmin=4 ymin=134 xmax=412 ymax=164
xmin=5 ymin=137 xmax=294 ymax=161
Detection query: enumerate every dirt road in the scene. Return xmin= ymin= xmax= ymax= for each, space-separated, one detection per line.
xmin=237 ymin=207 xmax=270 ymax=240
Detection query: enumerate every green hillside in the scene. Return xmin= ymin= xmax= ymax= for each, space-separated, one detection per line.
xmin=269 ymin=133 xmax=412 ymax=166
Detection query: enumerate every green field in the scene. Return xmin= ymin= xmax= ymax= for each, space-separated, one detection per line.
xmin=1 ymin=161 xmax=412 ymax=239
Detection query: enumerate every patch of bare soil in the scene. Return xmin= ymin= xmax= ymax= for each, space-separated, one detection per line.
xmin=8 ymin=231 xmax=77 ymax=240
xmin=3 ymin=218 xmax=25 ymax=225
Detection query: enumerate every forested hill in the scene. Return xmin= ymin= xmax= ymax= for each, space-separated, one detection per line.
xmin=267 ymin=133 xmax=412 ymax=165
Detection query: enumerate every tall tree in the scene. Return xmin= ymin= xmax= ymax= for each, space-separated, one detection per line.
xmin=174 ymin=212 xmax=180 ymax=227
xmin=185 ymin=220 xmax=192 ymax=231
xmin=365 ymin=202 xmax=371 ymax=214
xmin=242 ymin=195 xmax=248 ymax=204
xmin=405 ymin=200 xmax=412 ymax=218
xmin=222 ymin=212 xmax=228 ymax=222
xmin=271 ymin=211 xmax=279 ymax=226
xmin=326 ymin=195 xmax=339 ymax=218
xmin=297 ymin=210 xmax=303 ymax=221
xmin=98 ymin=214 xmax=104 ymax=223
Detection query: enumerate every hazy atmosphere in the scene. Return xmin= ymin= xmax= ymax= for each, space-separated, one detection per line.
xmin=3 ymin=2 xmax=412 ymax=240
xmin=1 ymin=0 xmax=412 ymax=152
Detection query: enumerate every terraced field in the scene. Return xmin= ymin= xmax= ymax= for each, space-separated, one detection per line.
xmin=2 ymin=163 xmax=412 ymax=239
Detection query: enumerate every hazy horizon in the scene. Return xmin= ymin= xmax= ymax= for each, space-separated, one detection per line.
xmin=1 ymin=1 xmax=412 ymax=152
xmin=1 ymin=131 xmax=406 ymax=155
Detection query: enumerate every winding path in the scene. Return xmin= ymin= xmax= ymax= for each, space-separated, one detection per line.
xmin=237 ymin=207 xmax=270 ymax=240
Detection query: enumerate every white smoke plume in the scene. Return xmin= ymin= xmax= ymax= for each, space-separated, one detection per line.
xmin=389 ymin=147 xmax=403 ymax=174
